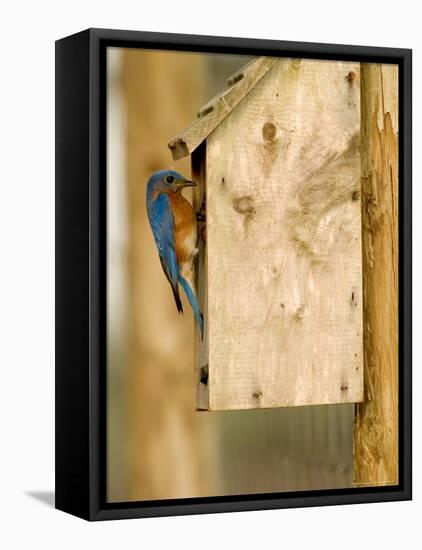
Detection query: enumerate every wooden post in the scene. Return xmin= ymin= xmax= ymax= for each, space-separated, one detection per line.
xmin=353 ymin=63 xmax=399 ymax=486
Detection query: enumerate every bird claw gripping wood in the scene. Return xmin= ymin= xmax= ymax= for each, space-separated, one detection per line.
xmin=196 ymin=200 xmax=206 ymax=244
xmin=196 ymin=200 xmax=206 ymax=222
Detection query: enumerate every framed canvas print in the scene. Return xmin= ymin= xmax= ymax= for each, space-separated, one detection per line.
xmin=55 ymin=28 xmax=412 ymax=520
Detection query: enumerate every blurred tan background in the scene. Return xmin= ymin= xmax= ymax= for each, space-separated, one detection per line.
xmin=107 ymin=47 xmax=354 ymax=502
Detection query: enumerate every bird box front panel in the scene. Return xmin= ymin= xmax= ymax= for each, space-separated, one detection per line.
xmin=198 ymin=58 xmax=364 ymax=411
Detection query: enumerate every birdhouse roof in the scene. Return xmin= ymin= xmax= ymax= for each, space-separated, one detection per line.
xmin=167 ymin=56 xmax=278 ymax=160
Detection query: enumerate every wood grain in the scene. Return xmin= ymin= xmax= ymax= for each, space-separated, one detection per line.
xmin=353 ymin=63 xmax=399 ymax=486
xmin=201 ymin=58 xmax=364 ymax=410
xmin=192 ymin=142 xmax=209 ymax=410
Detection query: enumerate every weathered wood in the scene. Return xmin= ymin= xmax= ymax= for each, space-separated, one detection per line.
xmin=201 ymin=58 xmax=364 ymax=410
xmin=192 ymin=142 xmax=209 ymax=410
xmin=353 ymin=63 xmax=399 ymax=486
xmin=168 ymin=57 xmax=278 ymax=160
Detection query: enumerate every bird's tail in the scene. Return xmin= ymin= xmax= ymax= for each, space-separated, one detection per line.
xmin=179 ymin=275 xmax=204 ymax=339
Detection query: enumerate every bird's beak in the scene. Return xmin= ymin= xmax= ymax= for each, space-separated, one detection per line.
xmin=182 ymin=179 xmax=197 ymax=187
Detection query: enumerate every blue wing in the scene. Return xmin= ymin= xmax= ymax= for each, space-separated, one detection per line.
xmin=148 ymin=193 xmax=183 ymax=313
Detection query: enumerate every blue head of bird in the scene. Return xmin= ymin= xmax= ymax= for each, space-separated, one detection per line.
xmin=146 ymin=170 xmax=196 ymax=200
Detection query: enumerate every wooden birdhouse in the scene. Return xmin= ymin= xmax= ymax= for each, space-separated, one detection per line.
xmin=169 ymin=56 xmax=365 ymax=411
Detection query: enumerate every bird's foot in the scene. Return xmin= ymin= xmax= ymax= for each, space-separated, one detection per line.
xmin=196 ymin=200 xmax=206 ymax=223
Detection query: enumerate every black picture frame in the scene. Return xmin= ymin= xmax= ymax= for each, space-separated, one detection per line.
xmin=55 ymin=28 xmax=412 ymax=521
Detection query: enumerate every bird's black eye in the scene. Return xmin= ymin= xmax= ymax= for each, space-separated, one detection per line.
xmin=165 ymin=175 xmax=174 ymax=184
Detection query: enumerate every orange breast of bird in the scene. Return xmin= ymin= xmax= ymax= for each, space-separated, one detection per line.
xmin=168 ymin=192 xmax=196 ymax=265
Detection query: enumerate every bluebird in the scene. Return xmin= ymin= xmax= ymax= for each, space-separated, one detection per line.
xmin=146 ymin=169 xmax=204 ymax=338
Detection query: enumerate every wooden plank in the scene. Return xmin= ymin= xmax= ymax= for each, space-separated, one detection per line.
xmin=202 ymin=58 xmax=363 ymax=410
xmin=192 ymin=142 xmax=209 ymax=410
xmin=353 ymin=63 xmax=399 ymax=486
xmin=168 ymin=57 xmax=278 ymax=160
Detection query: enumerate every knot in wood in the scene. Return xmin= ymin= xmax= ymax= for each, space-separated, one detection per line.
xmin=294 ymin=305 xmax=306 ymax=322
xmin=200 ymin=365 xmax=209 ymax=385
xmin=262 ymin=122 xmax=277 ymax=142
xmin=360 ymin=416 xmax=384 ymax=463
xmin=232 ymin=196 xmax=255 ymax=215
xmin=346 ymin=71 xmax=356 ymax=83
